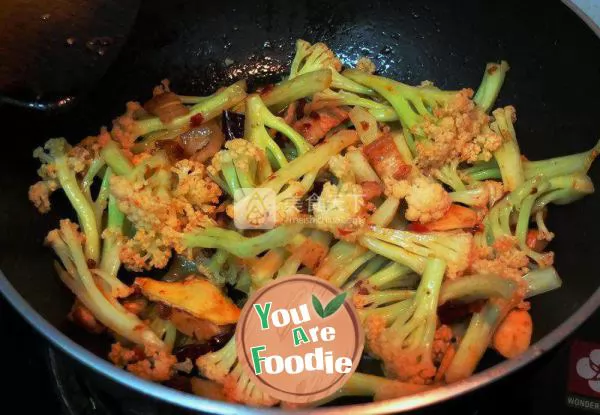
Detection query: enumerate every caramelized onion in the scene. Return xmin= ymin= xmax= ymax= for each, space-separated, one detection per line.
xmin=143 ymin=92 xmax=189 ymax=124
xmin=179 ymin=120 xmax=225 ymax=163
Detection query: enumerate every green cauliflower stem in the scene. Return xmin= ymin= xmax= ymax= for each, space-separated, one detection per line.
xmin=490 ymin=106 xmax=524 ymax=192
xmin=473 ymin=61 xmax=510 ymax=113
xmin=360 ymin=227 xmax=472 ymax=278
xmin=32 ymin=138 xmax=101 ymax=262
xmin=365 ymin=258 xmax=446 ymax=383
xmin=133 ymin=80 xmax=247 ymax=136
xmin=290 ymin=39 xmax=375 ymax=95
xmin=47 ymin=219 xmax=162 ymax=348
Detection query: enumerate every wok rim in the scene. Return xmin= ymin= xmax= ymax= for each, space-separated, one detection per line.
xmin=1 ymin=0 xmax=599 ymax=413
xmin=2 ymin=270 xmax=599 ymax=414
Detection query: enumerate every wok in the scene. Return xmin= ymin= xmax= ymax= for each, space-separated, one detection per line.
xmin=0 ymin=0 xmax=599 ymax=413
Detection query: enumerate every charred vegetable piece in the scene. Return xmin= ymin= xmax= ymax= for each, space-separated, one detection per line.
xmin=135 ymin=277 xmax=240 ymax=325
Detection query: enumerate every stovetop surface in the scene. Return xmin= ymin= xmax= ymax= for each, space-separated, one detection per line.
xmin=2 ymin=297 xmax=598 ymax=415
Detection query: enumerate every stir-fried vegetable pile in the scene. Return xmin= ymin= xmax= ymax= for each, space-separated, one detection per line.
xmin=29 ymin=39 xmax=599 ymax=406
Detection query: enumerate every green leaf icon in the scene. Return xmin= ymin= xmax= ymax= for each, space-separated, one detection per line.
xmin=312 ymin=293 xmax=347 ymax=318
xmin=323 ymin=292 xmax=347 ymax=317
xmin=312 ymin=295 xmax=325 ymax=318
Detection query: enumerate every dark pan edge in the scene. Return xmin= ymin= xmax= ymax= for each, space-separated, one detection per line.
xmin=563 ymin=0 xmax=600 ymax=38
xmin=2 ymin=269 xmax=599 ymax=414
xmin=2 ymin=1 xmax=600 ymax=413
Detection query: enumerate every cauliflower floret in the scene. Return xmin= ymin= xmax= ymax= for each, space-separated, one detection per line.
xmin=123 ymin=352 xmax=176 ymax=382
xmin=110 ymin=155 xmax=218 ymax=271
xmin=470 ymin=236 xmax=534 ymax=281
xmin=110 ymin=343 xmax=177 ymax=382
xmin=208 ymin=139 xmax=263 ymax=176
xmin=313 ymin=182 xmax=366 ymax=238
xmin=328 ymin=154 xmax=356 ymax=183
xmin=28 ymin=180 xmax=59 ymax=213
xmin=432 ymin=325 xmax=453 ymax=364
xmin=118 ymin=229 xmax=173 ymax=272
xmin=366 ymin=314 xmax=436 ymax=385
xmin=470 ymin=180 xmax=505 ymax=208
xmin=415 ymin=89 xmax=503 ymax=169
xmin=172 ymin=159 xmax=222 ymax=212
xmin=68 ymin=299 xmax=105 ymax=334
xmin=111 ymin=101 xmax=145 ymax=151
xmin=404 ymin=176 xmax=452 ymax=224
xmin=356 ymin=56 xmax=376 ymax=74
xmin=29 ymin=136 xmax=105 ymax=213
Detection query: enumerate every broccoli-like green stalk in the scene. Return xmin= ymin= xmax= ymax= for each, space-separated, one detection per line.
xmin=307 ymin=89 xmax=396 ymax=121
xmin=490 ymin=106 xmax=524 ymax=191
xmin=434 ymin=160 xmax=467 ymax=191
xmin=183 ymin=224 xmax=304 ymax=258
xmin=100 ymin=140 xmax=134 ymax=176
xmin=34 ymin=138 xmax=101 ymax=262
xmin=96 ymin=199 xmax=128 ymax=296
xmin=329 ymin=250 xmax=377 ymax=287
xmin=261 ymin=69 xmax=332 ymax=112
xmin=533 ymin=173 xmax=595 ymax=208
xmin=355 ymin=288 xmax=415 ymax=310
xmin=462 ymin=160 xmax=501 ymax=181
xmin=359 ymin=297 xmax=415 ymax=326
xmin=93 ymin=166 xmax=111 ymax=226
xmin=438 ymin=274 xmax=517 ymax=305
xmin=286 ymin=372 xmax=431 ymax=408
xmin=523 ymin=266 xmax=562 ymax=298
xmin=260 ymin=129 xmax=358 ymax=193
xmin=485 ymin=175 xmax=542 ymax=244
xmin=486 ymin=173 xmax=594 ymax=265
xmin=444 ymin=297 xmax=511 ymax=383
xmin=445 ymin=266 xmax=563 ymax=383
xmin=250 ymin=247 xmax=288 ymax=288
xmin=343 ymin=69 xmax=460 ymax=152
xmin=245 ymin=94 xmax=312 ymax=172
xmin=524 ymin=139 xmax=600 ymax=179
xmin=362 ymin=262 xmax=416 ymax=289
xmin=209 ymin=139 xmax=270 ymax=196
xmin=464 ymin=139 xmax=600 ymax=183
xmin=473 ymin=61 xmax=510 ymax=112
xmin=449 ymin=186 xmax=489 ymax=207
xmin=315 ymin=197 xmax=400 ymax=280
xmin=366 ymin=258 xmax=446 ymax=383
xmin=353 ymin=255 xmax=388 ymax=281
xmin=205 ymin=249 xmax=230 ymax=281
xmin=134 ymin=80 xmax=247 ymax=136
xmin=289 ymin=39 xmax=375 ymax=96
xmin=81 ymin=157 xmax=106 ymax=195
xmin=48 ymin=219 xmax=163 ymax=348
xmin=196 ymin=337 xmax=279 ymax=407
xmin=360 ymin=227 xmax=472 ymax=278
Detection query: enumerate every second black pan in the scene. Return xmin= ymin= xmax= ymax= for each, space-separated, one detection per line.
xmin=0 ymin=0 xmax=599 ymax=413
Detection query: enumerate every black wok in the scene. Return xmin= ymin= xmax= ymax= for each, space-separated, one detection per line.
xmin=0 ymin=0 xmax=599 ymax=413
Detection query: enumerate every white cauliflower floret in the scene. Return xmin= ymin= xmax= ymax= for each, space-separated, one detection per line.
xmin=313 ymin=182 xmax=365 ymax=237
xmin=172 ymin=159 xmax=222 ymax=212
xmin=208 ymin=139 xmax=263 ymax=177
xmin=356 ymin=56 xmax=376 ymax=74
xmin=29 ymin=137 xmax=101 ymax=213
xmin=404 ymin=177 xmax=452 ymax=224
xmin=28 ymin=180 xmax=59 ymax=213
xmin=110 ymin=154 xmax=218 ymax=271
xmin=328 ymin=154 xmax=356 ymax=183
